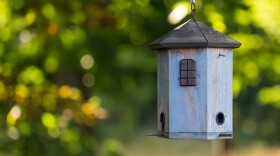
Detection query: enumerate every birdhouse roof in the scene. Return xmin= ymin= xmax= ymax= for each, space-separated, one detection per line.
xmin=148 ymin=19 xmax=241 ymax=50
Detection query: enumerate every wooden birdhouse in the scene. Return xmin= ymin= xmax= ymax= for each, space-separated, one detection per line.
xmin=148 ymin=19 xmax=241 ymax=139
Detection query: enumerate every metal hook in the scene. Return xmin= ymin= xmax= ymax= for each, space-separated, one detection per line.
xmin=191 ymin=2 xmax=196 ymax=18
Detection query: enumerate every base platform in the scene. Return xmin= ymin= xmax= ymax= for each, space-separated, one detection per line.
xmin=146 ymin=132 xmax=232 ymax=140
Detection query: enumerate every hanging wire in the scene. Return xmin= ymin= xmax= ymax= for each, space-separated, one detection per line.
xmin=190 ymin=0 xmax=209 ymax=44
xmin=191 ymin=0 xmax=196 ymax=18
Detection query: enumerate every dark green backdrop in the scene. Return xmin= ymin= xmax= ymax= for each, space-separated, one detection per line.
xmin=0 ymin=0 xmax=279 ymax=155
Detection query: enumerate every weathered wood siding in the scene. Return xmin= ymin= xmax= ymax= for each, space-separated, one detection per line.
xmin=168 ymin=48 xmax=207 ymax=132
xmin=157 ymin=48 xmax=233 ymax=136
xmin=206 ymin=48 xmax=232 ymax=133
xmin=157 ymin=50 xmax=169 ymax=132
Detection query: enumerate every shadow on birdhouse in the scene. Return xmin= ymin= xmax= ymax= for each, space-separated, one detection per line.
xmin=147 ymin=18 xmax=241 ymax=139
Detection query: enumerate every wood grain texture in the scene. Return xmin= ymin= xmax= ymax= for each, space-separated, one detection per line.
xmin=206 ymin=48 xmax=233 ymax=133
xmin=156 ymin=48 xmax=233 ymax=139
xmin=168 ymin=48 xmax=207 ymax=133
xmin=157 ymin=50 xmax=169 ymax=132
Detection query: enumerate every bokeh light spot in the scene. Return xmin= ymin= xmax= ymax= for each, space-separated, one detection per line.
xmin=44 ymin=56 xmax=58 ymax=73
xmin=10 ymin=105 xmax=21 ymax=119
xmin=0 ymin=81 xmax=7 ymax=99
xmin=42 ymin=3 xmax=55 ymax=19
xmin=7 ymin=113 xmax=16 ymax=126
xmin=80 ymin=54 xmax=94 ymax=70
xmin=25 ymin=9 xmax=36 ymax=25
xmin=82 ymin=73 xmax=95 ymax=87
xmin=8 ymin=127 xmax=20 ymax=140
xmin=258 ymin=86 xmax=280 ymax=106
xmin=41 ymin=112 xmax=57 ymax=129
xmin=19 ymin=30 xmax=32 ymax=43
xmin=233 ymin=77 xmax=242 ymax=98
xmin=58 ymin=116 xmax=69 ymax=128
xmin=59 ymin=85 xmax=71 ymax=98
xmin=168 ymin=2 xmax=189 ymax=25
xmin=89 ymin=96 xmax=101 ymax=105
xmin=18 ymin=66 xmax=45 ymax=85
xmin=0 ymin=0 xmax=10 ymax=28
xmin=48 ymin=23 xmax=58 ymax=36
xmin=235 ymin=9 xmax=251 ymax=25
xmin=60 ymin=128 xmax=79 ymax=143
xmin=62 ymin=109 xmax=73 ymax=120
xmin=81 ymin=102 xmax=97 ymax=116
xmin=94 ymin=108 xmax=109 ymax=120
xmin=208 ymin=12 xmax=226 ymax=33
xmin=15 ymin=84 xmax=29 ymax=98
xmin=48 ymin=128 xmax=60 ymax=138
xmin=69 ymin=88 xmax=81 ymax=101
xmin=243 ymin=62 xmax=259 ymax=85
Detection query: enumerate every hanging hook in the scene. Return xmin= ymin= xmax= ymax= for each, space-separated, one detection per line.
xmin=191 ymin=0 xmax=196 ymax=18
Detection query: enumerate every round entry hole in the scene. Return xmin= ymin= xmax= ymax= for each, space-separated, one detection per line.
xmin=216 ymin=112 xmax=225 ymax=125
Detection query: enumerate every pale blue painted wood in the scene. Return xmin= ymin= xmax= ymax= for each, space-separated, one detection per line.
xmin=157 ymin=48 xmax=233 ymax=139
xmin=157 ymin=50 xmax=169 ymax=132
xmin=168 ymin=49 xmax=208 ymax=133
xmin=206 ymin=48 xmax=233 ymax=133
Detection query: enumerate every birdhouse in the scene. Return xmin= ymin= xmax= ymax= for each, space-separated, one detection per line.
xmin=148 ymin=19 xmax=241 ymax=139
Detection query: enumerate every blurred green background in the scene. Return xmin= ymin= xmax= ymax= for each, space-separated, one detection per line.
xmin=0 ymin=0 xmax=279 ymax=155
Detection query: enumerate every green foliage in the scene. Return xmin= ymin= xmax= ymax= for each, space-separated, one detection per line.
xmin=0 ymin=0 xmax=279 ymax=155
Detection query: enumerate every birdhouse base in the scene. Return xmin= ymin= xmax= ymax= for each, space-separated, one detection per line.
xmin=147 ymin=132 xmax=232 ymax=140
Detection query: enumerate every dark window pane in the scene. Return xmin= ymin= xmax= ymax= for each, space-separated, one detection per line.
xmin=187 ymin=71 xmax=196 ymax=78
xmin=187 ymin=78 xmax=196 ymax=86
xmin=180 ymin=79 xmax=188 ymax=86
xmin=180 ymin=59 xmax=188 ymax=70
xmin=180 ymin=71 xmax=188 ymax=78
xmin=187 ymin=59 xmax=196 ymax=70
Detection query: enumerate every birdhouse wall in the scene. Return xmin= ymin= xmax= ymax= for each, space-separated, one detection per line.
xmin=168 ymin=48 xmax=208 ymax=133
xmin=157 ymin=50 xmax=170 ymax=132
xmin=206 ymin=48 xmax=232 ymax=133
xmin=157 ymin=48 xmax=233 ymax=138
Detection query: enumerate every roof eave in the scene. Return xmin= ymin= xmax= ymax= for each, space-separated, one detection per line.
xmin=148 ymin=42 xmax=242 ymax=50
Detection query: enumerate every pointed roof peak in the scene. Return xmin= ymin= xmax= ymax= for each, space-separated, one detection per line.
xmin=148 ymin=18 xmax=241 ymax=50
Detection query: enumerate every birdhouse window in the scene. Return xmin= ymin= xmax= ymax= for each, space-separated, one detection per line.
xmin=180 ymin=59 xmax=196 ymax=86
